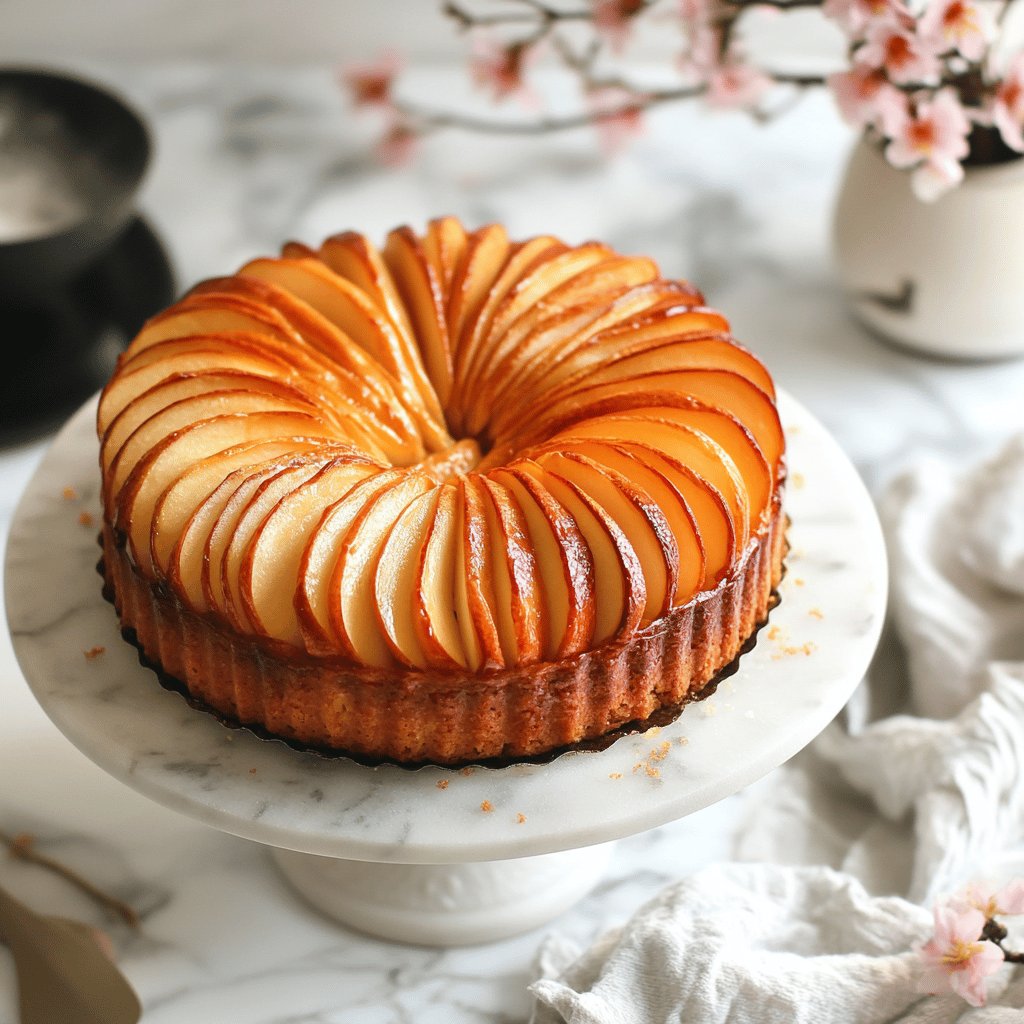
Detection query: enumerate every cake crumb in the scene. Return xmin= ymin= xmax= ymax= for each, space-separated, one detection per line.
xmin=792 ymin=472 xmax=806 ymax=489
xmin=677 ymin=736 xmax=689 ymax=746
xmin=516 ymin=813 xmax=527 ymax=824
xmin=808 ymin=607 xmax=824 ymax=620
xmin=608 ymin=772 xmax=622 ymax=780
xmin=633 ymin=740 xmax=673 ymax=777
xmin=480 ymin=800 xmax=494 ymax=813
xmin=78 ymin=510 xmax=94 ymax=527
xmin=248 ymin=767 xmax=257 ymax=775
xmin=773 ymin=641 xmax=818 ymax=660
xmin=460 ymin=767 xmax=475 ymax=777
xmin=793 ymin=577 xmax=806 ymax=587
xmin=701 ymin=701 xmax=718 ymax=717
xmin=435 ymin=779 xmax=449 ymax=790
xmin=82 ymin=645 xmax=105 ymax=660
xmin=645 ymin=726 xmax=661 ymax=737
xmin=62 ymin=486 xmax=78 ymax=501
xmin=767 ymin=625 xmax=784 ymax=642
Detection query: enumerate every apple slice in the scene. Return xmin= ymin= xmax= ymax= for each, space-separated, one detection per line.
xmin=445 ymin=223 xmax=510 ymax=361
xmin=475 ymin=474 xmax=543 ymax=666
xmin=450 ymin=236 xmax=566 ymax=425
xmin=524 ymin=370 xmax=785 ymax=473
xmin=412 ymin=483 xmax=468 ymax=669
xmin=383 ymin=225 xmax=454 ymax=407
xmin=106 ymin=390 xmax=320 ymax=516
xmin=169 ymin=448 xmax=318 ymax=611
xmin=296 ymin=470 xmax=407 ymax=653
xmin=115 ymin=411 xmax=333 ymax=574
xmin=484 ymin=282 xmax=691 ymax=437
xmin=374 ymin=488 xmax=442 ymax=668
xmin=127 ymin=297 xmax=298 ymax=357
xmin=240 ymin=457 xmax=377 ymax=646
xmin=210 ymin=458 xmax=329 ymax=630
xmin=544 ymin=440 xmax=704 ymax=606
xmin=100 ymin=373 xmax=320 ymax=477
xmin=151 ymin=437 xmax=320 ymax=577
xmin=544 ymin=334 xmax=776 ymax=406
xmin=543 ymin=413 xmax=751 ymax=550
xmin=424 ymin=216 xmax=468 ymax=299
xmin=328 ymin=473 xmax=435 ymax=666
xmin=519 ymin=461 xmax=645 ymax=644
xmin=532 ymin=451 xmax=677 ymax=625
xmin=98 ymin=349 xmax=293 ymax=436
xmin=489 ymin=467 xmax=594 ymax=660
xmin=452 ymin=477 xmax=505 ymax=671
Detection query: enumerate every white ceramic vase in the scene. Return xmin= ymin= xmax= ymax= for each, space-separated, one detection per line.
xmin=833 ymin=138 xmax=1024 ymax=360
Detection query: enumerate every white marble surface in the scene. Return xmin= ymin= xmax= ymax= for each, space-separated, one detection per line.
xmin=1 ymin=61 xmax=1023 ymax=1022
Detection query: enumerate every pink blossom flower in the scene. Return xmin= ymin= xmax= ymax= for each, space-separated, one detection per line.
xmin=885 ymin=89 xmax=972 ymax=200
xmin=952 ymin=879 xmax=1024 ymax=918
xmin=919 ymin=0 xmax=996 ymax=62
xmin=918 ymin=905 xmax=1005 ymax=1007
xmin=991 ymin=54 xmax=1024 ymax=152
xmin=341 ymin=53 xmax=401 ymax=109
xmin=857 ymin=23 xmax=943 ymax=84
xmin=587 ymin=86 xmax=646 ymax=151
xmin=593 ymin=0 xmax=645 ymax=51
xmin=823 ymin=0 xmax=910 ymax=36
xmin=470 ymin=37 xmax=532 ymax=102
xmin=705 ymin=61 xmax=773 ymax=110
xmin=374 ymin=122 xmax=417 ymax=166
xmin=829 ymin=65 xmax=909 ymax=134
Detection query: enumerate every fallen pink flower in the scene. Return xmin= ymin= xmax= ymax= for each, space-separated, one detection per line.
xmin=919 ymin=0 xmax=995 ymax=63
xmin=991 ymin=54 xmax=1024 ymax=152
xmin=341 ymin=53 xmax=401 ymax=109
xmin=918 ymin=905 xmax=1005 ymax=1007
xmin=829 ymin=65 xmax=908 ymax=134
xmin=886 ymin=88 xmax=971 ymax=200
xmin=858 ymin=22 xmax=943 ymax=84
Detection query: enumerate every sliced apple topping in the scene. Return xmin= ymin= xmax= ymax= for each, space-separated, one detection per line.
xmin=519 ymin=462 xmax=645 ymax=644
xmin=374 ymin=488 xmax=442 ymax=668
xmin=530 ymin=451 xmax=678 ymax=626
xmin=297 ymin=470 xmax=407 ymax=654
xmin=240 ymin=458 xmax=378 ymax=645
xmin=98 ymin=218 xmax=783 ymax=672
xmin=475 ymin=474 xmax=544 ymax=666
xmin=328 ymin=473 xmax=435 ymax=667
xmin=489 ymin=467 xmax=595 ymax=660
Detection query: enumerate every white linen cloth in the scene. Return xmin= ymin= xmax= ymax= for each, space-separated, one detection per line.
xmin=530 ymin=436 xmax=1024 ymax=1024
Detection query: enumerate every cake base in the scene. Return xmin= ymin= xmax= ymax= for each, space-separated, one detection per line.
xmin=99 ymin=499 xmax=785 ymax=767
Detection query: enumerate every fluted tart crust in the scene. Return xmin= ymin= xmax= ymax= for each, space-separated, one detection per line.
xmin=97 ymin=218 xmax=786 ymax=765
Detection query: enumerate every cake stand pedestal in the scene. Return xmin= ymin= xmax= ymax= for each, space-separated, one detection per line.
xmin=5 ymin=392 xmax=886 ymax=947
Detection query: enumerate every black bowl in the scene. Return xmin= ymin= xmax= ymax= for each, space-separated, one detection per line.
xmin=0 ymin=68 xmax=151 ymax=299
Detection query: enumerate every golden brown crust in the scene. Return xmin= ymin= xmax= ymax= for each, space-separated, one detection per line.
xmin=100 ymin=492 xmax=784 ymax=766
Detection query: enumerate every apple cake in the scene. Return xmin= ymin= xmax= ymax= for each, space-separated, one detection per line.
xmin=98 ymin=218 xmax=786 ymax=766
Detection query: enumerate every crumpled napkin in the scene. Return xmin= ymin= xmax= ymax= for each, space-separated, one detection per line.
xmin=530 ymin=435 xmax=1024 ymax=1024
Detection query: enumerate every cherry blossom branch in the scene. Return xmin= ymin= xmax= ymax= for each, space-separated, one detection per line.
xmin=342 ymin=0 xmax=1024 ymax=195
xmin=0 ymin=829 xmax=140 ymax=928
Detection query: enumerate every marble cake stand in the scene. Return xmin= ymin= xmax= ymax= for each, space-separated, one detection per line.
xmin=5 ymin=391 xmax=886 ymax=946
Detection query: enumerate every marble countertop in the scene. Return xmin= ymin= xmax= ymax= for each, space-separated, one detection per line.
xmin=2 ymin=61 xmax=1024 ymax=1023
